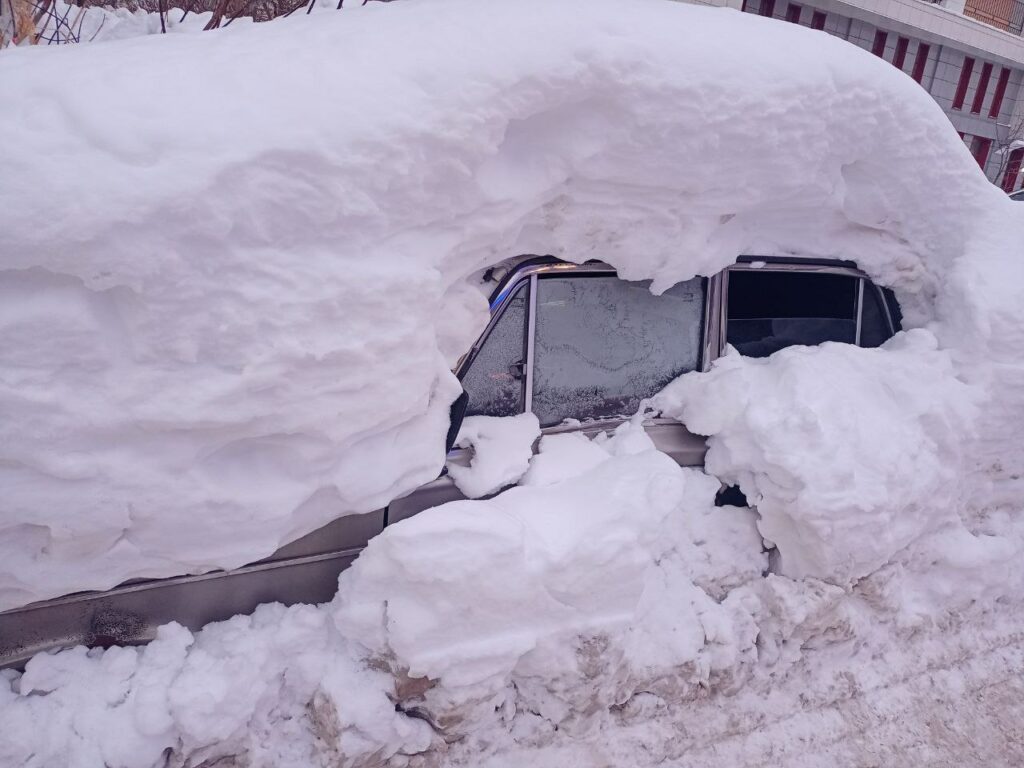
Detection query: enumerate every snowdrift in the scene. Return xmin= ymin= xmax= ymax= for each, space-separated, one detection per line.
xmin=2 ymin=0 xmax=1024 ymax=764
xmin=1 ymin=0 xmax=1017 ymax=610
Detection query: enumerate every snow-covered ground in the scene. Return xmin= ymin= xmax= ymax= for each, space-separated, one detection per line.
xmin=2 ymin=0 xmax=1024 ymax=765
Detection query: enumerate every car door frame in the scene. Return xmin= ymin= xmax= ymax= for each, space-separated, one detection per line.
xmin=720 ymin=257 xmax=898 ymax=355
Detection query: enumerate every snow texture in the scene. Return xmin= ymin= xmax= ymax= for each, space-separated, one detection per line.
xmin=651 ymin=330 xmax=977 ymax=585
xmin=446 ymin=413 xmax=540 ymax=498
xmin=0 ymin=0 xmax=1017 ymax=609
xmin=2 ymin=0 xmax=1024 ymax=765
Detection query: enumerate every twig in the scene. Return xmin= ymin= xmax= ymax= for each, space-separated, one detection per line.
xmin=222 ymin=0 xmax=254 ymax=27
xmin=86 ymin=9 xmax=104 ymax=40
xmin=203 ymin=0 xmax=229 ymax=29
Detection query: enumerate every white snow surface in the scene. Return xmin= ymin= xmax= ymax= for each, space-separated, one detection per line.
xmin=1 ymin=0 xmax=1018 ymax=609
xmin=651 ymin=330 xmax=978 ymax=586
xmin=446 ymin=413 xmax=540 ymax=499
xmin=3 ymin=0 xmax=1024 ymax=764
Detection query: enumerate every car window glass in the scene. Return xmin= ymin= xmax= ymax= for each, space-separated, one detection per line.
xmin=532 ymin=276 xmax=704 ymax=427
xmin=460 ymin=281 xmax=527 ymax=418
xmin=859 ymin=282 xmax=893 ymax=348
xmin=881 ymin=286 xmax=903 ymax=331
xmin=726 ymin=271 xmax=857 ymax=358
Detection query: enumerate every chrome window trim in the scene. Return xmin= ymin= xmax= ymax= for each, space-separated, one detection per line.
xmin=702 ymin=273 xmax=723 ymax=371
xmin=524 ymin=274 xmax=538 ymax=414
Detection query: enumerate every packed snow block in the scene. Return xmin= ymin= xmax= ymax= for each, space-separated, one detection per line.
xmin=0 ymin=0 xmax=1019 ymax=611
xmin=653 ymin=330 xmax=978 ymax=586
xmin=447 ymin=413 xmax=541 ymax=498
xmin=334 ymin=425 xmax=766 ymax=737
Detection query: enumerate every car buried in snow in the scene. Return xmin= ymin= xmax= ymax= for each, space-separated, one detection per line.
xmin=0 ymin=255 xmax=902 ymax=669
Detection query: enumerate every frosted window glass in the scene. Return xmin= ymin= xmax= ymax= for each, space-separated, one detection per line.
xmin=532 ymin=276 xmax=704 ymax=427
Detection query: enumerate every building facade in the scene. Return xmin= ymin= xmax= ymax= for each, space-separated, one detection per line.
xmin=689 ymin=0 xmax=1024 ymax=191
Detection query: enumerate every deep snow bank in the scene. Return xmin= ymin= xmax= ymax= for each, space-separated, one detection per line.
xmin=0 ymin=0 xmax=1016 ymax=610
xmin=5 ymin=417 xmax=1022 ymax=768
xmin=652 ymin=330 xmax=977 ymax=585
xmin=0 ymin=424 xmax=769 ymax=766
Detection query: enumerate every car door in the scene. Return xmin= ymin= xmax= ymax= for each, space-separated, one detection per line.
xmin=388 ymin=259 xmax=712 ymax=524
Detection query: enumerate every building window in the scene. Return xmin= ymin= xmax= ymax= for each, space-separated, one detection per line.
xmin=1003 ymin=148 xmax=1024 ymax=192
xmin=871 ymin=30 xmax=887 ymax=57
xmin=952 ymin=57 xmax=975 ymax=110
xmin=971 ymin=62 xmax=993 ymax=114
xmin=989 ymin=67 xmax=1011 ymax=118
xmin=811 ymin=10 xmax=826 ymax=29
xmin=911 ymin=43 xmax=930 ymax=83
xmin=892 ymin=37 xmax=909 ymax=70
xmin=759 ymin=0 xmax=776 ymax=17
xmin=786 ymin=3 xmax=802 ymax=23
xmin=971 ymin=136 xmax=992 ymax=170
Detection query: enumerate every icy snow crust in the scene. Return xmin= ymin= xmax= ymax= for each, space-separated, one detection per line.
xmin=3 ymin=0 xmax=1024 ymax=764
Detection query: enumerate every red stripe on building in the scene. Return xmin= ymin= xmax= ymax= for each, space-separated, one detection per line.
xmin=892 ymin=37 xmax=909 ymax=69
xmin=952 ymin=57 xmax=975 ymax=110
xmin=911 ymin=43 xmax=930 ymax=83
xmin=971 ymin=62 xmax=993 ymax=114
xmin=989 ymin=67 xmax=1011 ymax=118
xmin=973 ymin=137 xmax=992 ymax=170
xmin=872 ymin=30 xmax=887 ymax=57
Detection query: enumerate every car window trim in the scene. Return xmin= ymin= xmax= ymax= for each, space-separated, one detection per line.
xmin=464 ymin=260 xmax=710 ymax=420
xmin=719 ymin=262 xmax=876 ymax=357
xmin=524 ymin=273 xmax=538 ymax=414
xmin=454 ymin=279 xmax=531 ymax=413
xmin=855 ymin=278 xmax=865 ymax=346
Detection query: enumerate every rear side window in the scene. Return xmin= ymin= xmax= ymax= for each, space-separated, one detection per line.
xmin=459 ymin=282 xmax=527 ymax=418
xmin=726 ymin=271 xmax=858 ymax=358
xmin=859 ymin=283 xmax=893 ymax=348
xmin=532 ymin=276 xmax=705 ymax=426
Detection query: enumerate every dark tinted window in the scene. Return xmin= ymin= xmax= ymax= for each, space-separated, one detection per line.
xmin=881 ymin=286 xmax=903 ymax=331
xmin=532 ymin=276 xmax=705 ymax=426
xmin=860 ymin=283 xmax=894 ymax=348
xmin=460 ymin=282 xmax=527 ymax=418
xmin=727 ymin=271 xmax=858 ymax=358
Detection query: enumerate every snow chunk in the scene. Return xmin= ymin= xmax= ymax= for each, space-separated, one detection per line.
xmin=652 ymin=330 xmax=978 ymax=585
xmin=334 ymin=430 xmax=765 ymax=736
xmin=447 ymin=413 xmax=540 ymax=498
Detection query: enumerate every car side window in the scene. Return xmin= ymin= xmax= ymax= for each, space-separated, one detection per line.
xmin=532 ymin=276 xmax=705 ymax=427
xmin=459 ymin=281 xmax=527 ymax=418
xmin=859 ymin=282 xmax=895 ymax=348
xmin=726 ymin=271 xmax=859 ymax=358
